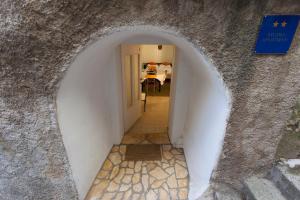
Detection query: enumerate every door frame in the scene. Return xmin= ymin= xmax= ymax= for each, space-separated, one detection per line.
xmin=120 ymin=44 xmax=177 ymax=139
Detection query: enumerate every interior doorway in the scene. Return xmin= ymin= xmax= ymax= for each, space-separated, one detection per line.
xmin=121 ymin=44 xmax=176 ymax=145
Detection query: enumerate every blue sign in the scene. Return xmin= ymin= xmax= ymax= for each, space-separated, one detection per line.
xmin=255 ymin=15 xmax=299 ymax=54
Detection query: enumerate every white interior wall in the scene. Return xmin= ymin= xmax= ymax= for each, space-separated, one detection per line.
xmin=168 ymin=47 xmax=190 ymax=147
xmin=56 ymin=27 xmax=231 ymax=200
xmin=168 ymin=41 xmax=231 ymax=199
xmin=140 ymin=44 xmax=175 ymax=65
xmin=56 ymin=39 xmax=123 ymax=199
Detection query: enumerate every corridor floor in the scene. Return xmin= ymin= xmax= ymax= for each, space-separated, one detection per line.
xmin=122 ymin=96 xmax=170 ymax=144
xmin=85 ymin=145 xmax=189 ymax=200
xmin=85 ymin=96 xmax=189 ymax=199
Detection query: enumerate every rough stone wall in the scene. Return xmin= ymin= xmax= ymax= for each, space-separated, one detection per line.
xmin=0 ymin=0 xmax=300 ymax=199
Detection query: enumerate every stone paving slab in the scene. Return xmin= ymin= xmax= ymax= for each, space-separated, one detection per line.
xmin=271 ymin=164 xmax=300 ymax=200
xmin=277 ymin=165 xmax=300 ymax=191
xmin=85 ymin=145 xmax=189 ymax=200
xmin=244 ymin=177 xmax=286 ymax=200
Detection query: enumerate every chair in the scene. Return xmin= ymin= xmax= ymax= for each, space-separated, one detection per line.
xmin=141 ymin=92 xmax=147 ymax=112
xmin=144 ymin=76 xmax=162 ymax=94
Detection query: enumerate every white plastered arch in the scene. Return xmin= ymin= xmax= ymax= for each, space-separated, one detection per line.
xmin=56 ymin=26 xmax=231 ymax=200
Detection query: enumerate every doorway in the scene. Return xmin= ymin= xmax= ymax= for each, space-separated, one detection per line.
xmin=56 ymin=26 xmax=231 ymax=200
xmin=121 ymin=44 xmax=176 ymax=145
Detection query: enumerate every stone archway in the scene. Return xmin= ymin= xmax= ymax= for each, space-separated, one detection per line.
xmin=56 ymin=26 xmax=231 ymax=199
xmin=1 ymin=1 xmax=300 ymax=200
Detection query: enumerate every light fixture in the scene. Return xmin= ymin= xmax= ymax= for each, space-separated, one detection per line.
xmin=158 ymin=45 xmax=162 ymax=50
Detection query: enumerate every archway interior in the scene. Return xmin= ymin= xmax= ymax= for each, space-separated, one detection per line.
xmin=56 ymin=27 xmax=231 ymax=199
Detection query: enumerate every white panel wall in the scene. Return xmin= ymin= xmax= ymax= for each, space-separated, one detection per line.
xmin=140 ymin=44 xmax=175 ymax=64
xmin=121 ymin=44 xmax=142 ymax=132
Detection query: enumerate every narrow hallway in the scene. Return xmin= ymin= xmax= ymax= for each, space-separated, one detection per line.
xmin=122 ymin=96 xmax=170 ymax=145
xmin=86 ymin=89 xmax=189 ymax=199
xmin=83 ymin=43 xmax=191 ymax=199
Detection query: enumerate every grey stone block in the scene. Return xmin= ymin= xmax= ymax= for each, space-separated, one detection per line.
xmin=213 ymin=183 xmax=242 ymax=200
xmin=271 ymin=165 xmax=300 ymax=200
xmin=244 ymin=177 xmax=286 ymax=200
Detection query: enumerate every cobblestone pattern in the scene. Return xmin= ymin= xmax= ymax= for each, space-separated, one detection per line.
xmin=85 ymin=145 xmax=189 ymax=200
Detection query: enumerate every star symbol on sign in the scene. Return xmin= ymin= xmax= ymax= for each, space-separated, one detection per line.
xmin=281 ymin=21 xmax=287 ymax=27
xmin=273 ymin=21 xmax=279 ymax=27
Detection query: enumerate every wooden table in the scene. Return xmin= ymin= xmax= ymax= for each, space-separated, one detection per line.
xmin=145 ymin=74 xmax=157 ymax=79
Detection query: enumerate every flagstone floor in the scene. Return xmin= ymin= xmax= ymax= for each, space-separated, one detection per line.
xmin=85 ymin=145 xmax=189 ymax=200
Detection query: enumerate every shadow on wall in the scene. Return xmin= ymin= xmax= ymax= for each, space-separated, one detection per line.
xmin=56 ymin=26 xmax=231 ymax=200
